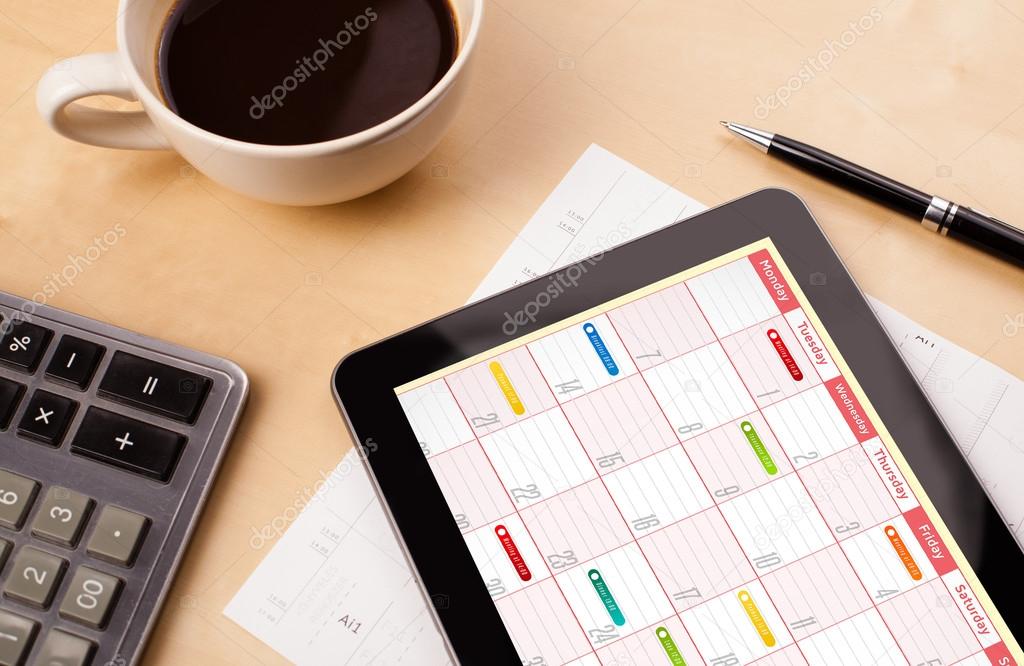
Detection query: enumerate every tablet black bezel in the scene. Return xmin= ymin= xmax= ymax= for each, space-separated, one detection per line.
xmin=332 ymin=188 xmax=1023 ymax=664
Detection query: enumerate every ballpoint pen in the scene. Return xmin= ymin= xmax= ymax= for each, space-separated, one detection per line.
xmin=721 ymin=121 xmax=1024 ymax=267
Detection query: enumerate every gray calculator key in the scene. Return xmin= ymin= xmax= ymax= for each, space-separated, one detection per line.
xmin=59 ymin=567 xmax=121 ymax=629
xmin=0 ymin=471 xmax=39 ymax=530
xmin=0 ymin=609 xmax=37 ymax=666
xmin=31 ymin=488 xmax=93 ymax=548
xmin=32 ymin=629 xmax=94 ymax=666
xmin=0 ymin=539 xmax=10 ymax=570
xmin=3 ymin=547 xmax=66 ymax=609
xmin=85 ymin=506 xmax=148 ymax=567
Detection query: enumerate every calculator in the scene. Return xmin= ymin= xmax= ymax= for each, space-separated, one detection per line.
xmin=0 ymin=291 xmax=248 ymax=666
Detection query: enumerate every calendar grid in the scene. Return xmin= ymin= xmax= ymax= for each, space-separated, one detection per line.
xmin=397 ymin=246 xmax=1017 ymax=666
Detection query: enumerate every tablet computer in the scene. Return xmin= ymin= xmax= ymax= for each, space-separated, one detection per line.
xmin=332 ymin=189 xmax=1023 ymax=665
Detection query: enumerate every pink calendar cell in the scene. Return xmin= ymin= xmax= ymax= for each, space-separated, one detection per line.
xmin=595 ymin=617 xmax=704 ymax=665
xmin=877 ymin=578 xmax=980 ymax=665
xmin=397 ymin=380 xmax=475 ymax=456
xmin=519 ymin=479 xmax=633 ymax=572
xmin=463 ymin=514 xmax=551 ymax=599
xmin=719 ymin=473 xmax=834 ymax=575
xmin=799 ymin=447 xmax=898 ymax=539
xmin=720 ymin=315 xmax=821 ymax=408
xmin=681 ymin=580 xmax=793 ymax=664
xmin=560 ymin=373 xmax=677 ymax=473
xmin=797 ymin=609 xmax=905 ymax=666
xmin=686 ymin=257 xmax=781 ymax=338
xmin=556 ymin=544 xmax=676 ymax=648
xmin=761 ymin=385 xmax=860 ymax=468
xmin=606 ymin=281 xmax=717 ymax=370
xmin=562 ymin=656 xmax=601 ymax=666
xmin=602 ymin=446 xmax=714 ymax=537
xmin=683 ymin=412 xmax=793 ymax=502
xmin=479 ymin=410 xmax=596 ymax=508
xmin=446 ymin=347 xmax=557 ymax=435
xmin=759 ymin=545 xmax=873 ymax=640
xmin=638 ymin=509 xmax=754 ymax=612
xmin=528 ymin=314 xmax=638 ymax=402
xmin=643 ymin=343 xmax=757 ymax=440
xmin=429 ymin=443 xmax=515 ymax=532
xmin=840 ymin=516 xmax=936 ymax=601
xmin=495 ymin=577 xmax=593 ymax=666
xmin=953 ymin=654 xmax=992 ymax=666
xmin=750 ymin=645 xmax=808 ymax=666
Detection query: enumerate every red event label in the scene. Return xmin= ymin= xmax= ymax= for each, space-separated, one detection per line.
xmin=904 ymin=506 xmax=956 ymax=576
xmin=495 ymin=525 xmax=532 ymax=581
xmin=749 ymin=250 xmax=798 ymax=314
xmin=767 ymin=329 xmax=803 ymax=380
xmin=825 ymin=376 xmax=877 ymax=443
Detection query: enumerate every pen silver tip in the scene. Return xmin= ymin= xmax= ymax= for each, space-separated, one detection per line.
xmin=719 ymin=120 xmax=730 ymax=127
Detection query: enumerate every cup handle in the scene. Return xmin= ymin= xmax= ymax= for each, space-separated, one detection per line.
xmin=36 ymin=52 xmax=171 ymax=150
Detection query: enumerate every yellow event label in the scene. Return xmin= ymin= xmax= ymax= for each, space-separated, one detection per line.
xmin=738 ymin=589 xmax=776 ymax=647
xmin=489 ymin=361 xmax=525 ymax=415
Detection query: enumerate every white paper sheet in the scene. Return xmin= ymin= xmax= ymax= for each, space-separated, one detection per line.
xmin=225 ymin=144 xmax=1023 ymax=664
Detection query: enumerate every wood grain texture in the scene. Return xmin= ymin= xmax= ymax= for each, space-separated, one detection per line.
xmin=1 ymin=0 xmax=1022 ymax=663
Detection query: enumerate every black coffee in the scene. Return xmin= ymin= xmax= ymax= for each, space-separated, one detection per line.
xmin=158 ymin=0 xmax=458 ymax=145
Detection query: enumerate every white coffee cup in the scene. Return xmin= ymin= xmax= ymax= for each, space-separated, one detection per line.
xmin=36 ymin=0 xmax=483 ymax=206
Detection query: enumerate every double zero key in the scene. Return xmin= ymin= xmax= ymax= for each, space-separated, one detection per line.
xmin=71 ymin=408 xmax=187 ymax=482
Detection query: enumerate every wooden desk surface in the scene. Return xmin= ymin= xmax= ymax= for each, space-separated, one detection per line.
xmin=2 ymin=0 xmax=1023 ymax=662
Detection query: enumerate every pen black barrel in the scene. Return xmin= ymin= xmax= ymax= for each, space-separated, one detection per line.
xmin=769 ymin=136 xmax=932 ymax=218
xmin=948 ymin=207 xmax=1024 ymax=267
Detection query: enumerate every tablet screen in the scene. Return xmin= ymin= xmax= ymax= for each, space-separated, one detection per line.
xmin=393 ymin=239 xmax=1021 ymax=665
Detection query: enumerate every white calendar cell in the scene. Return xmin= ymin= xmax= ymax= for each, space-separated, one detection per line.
xmin=447 ymin=347 xmax=557 ymax=435
xmin=953 ymin=653 xmax=994 ymax=666
xmin=464 ymin=514 xmax=551 ymax=599
xmin=520 ymin=479 xmax=633 ymax=572
xmin=719 ymin=474 xmax=834 ymax=574
xmin=798 ymin=609 xmax=904 ymax=666
xmin=752 ymin=645 xmax=809 ymax=666
xmin=595 ymin=617 xmax=704 ymax=665
xmin=759 ymin=545 xmax=873 ymax=640
xmin=643 ymin=343 xmax=757 ymax=440
xmin=639 ymin=509 xmax=754 ymax=612
xmin=429 ymin=443 xmax=515 ymax=532
xmin=557 ymin=544 xmax=675 ymax=648
xmin=762 ymin=385 xmax=859 ymax=468
xmin=681 ymin=581 xmax=793 ymax=663
xmin=561 ymin=373 xmax=678 ymax=473
xmin=683 ymin=412 xmax=793 ymax=502
xmin=607 ymin=281 xmax=717 ymax=369
xmin=495 ymin=578 xmax=592 ymax=666
xmin=529 ymin=314 xmax=637 ymax=401
xmin=479 ymin=410 xmax=596 ymax=508
xmin=840 ymin=516 xmax=936 ymax=602
xmin=721 ymin=315 xmax=821 ymax=408
xmin=603 ymin=446 xmax=714 ymax=536
xmin=878 ymin=578 xmax=980 ymax=666
xmin=562 ymin=655 xmax=601 ymax=666
xmin=686 ymin=258 xmax=779 ymax=338
xmin=799 ymin=447 xmax=898 ymax=539
xmin=398 ymin=379 xmax=474 ymax=457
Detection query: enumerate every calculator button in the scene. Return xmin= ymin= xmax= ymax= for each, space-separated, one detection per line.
xmin=0 ymin=609 xmax=37 ymax=666
xmin=70 ymin=408 xmax=187 ymax=482
xmin=32 ymin=629 xmax=95 ymax=666
xmin=0 ymin=379 xmax=24 ymax=430
xmin=0 ymin=539 xmax=10 ymax=570
xmin=86 ymin=506 xmax=148 ymax=567
xmin=31 ymin=488 xmax=94 ymax=548
xmin=45 ymin=337 xmax=105 ymax=391
xmin=3 ymin=547 xmax=66 ymax=609
xmin=17 ymin=391 xmax=77 ymax=447
xmin=0 ymin=321 xmax=52 ymax=374
xmin=98 ymin=351 xmax=211 ymax=423
xmin=0 ymin=471 xmax=39 ymax=530
xmin=59 ymin=567 xmax=121 ymax=629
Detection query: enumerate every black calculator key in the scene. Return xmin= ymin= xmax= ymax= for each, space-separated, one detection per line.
xmin=71 ymin=408 xmax=187 ymax=482
xmin=0 ymin=378 xmax=24 ymax=429
xmin=0 ymin=320 xmax=52 ymax=373
xmin=17 ymin=391 xmax=77 ymax=447
xmin=45 ymin=336 xmax=105 ymax=390
xmin=98 ymin=352 xmax=211 ymax=423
